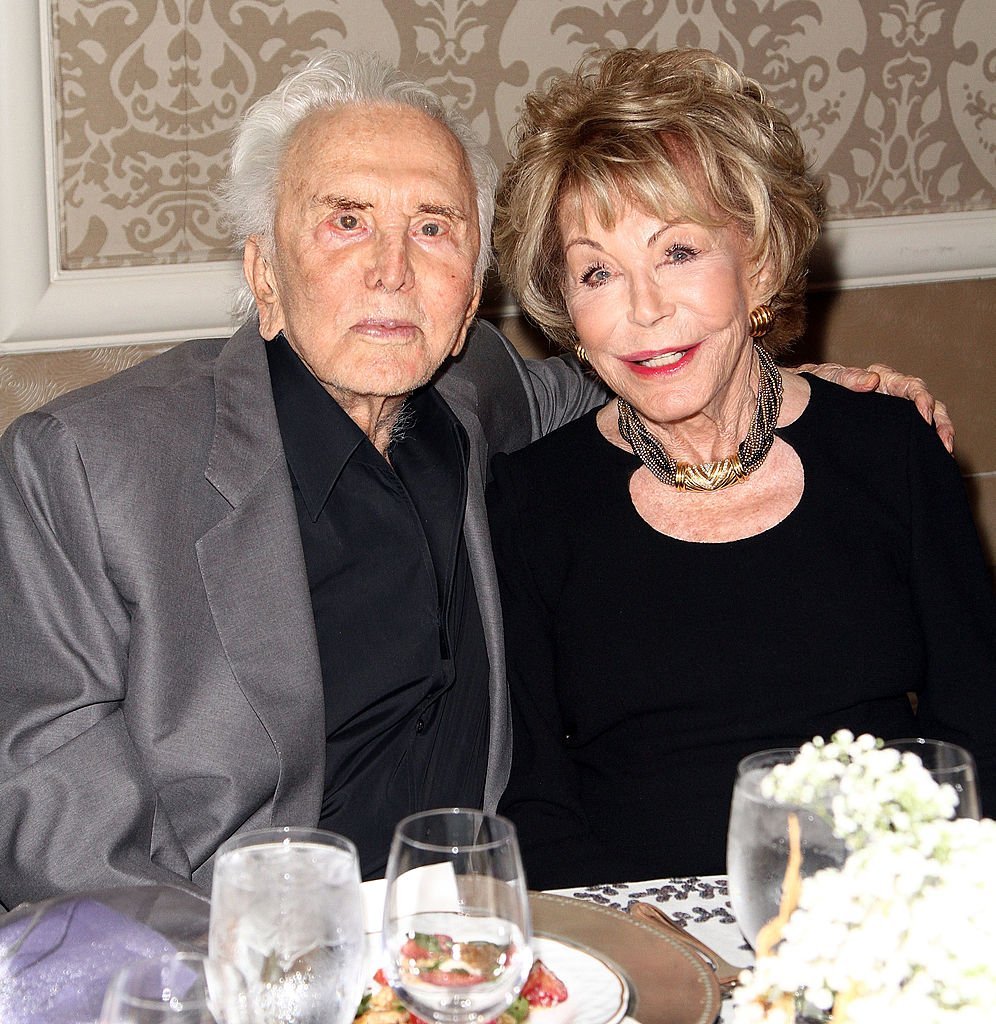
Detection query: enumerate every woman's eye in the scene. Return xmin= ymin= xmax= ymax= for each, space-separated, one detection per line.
xmin=336 ymin=213 xmax=360 ymax=230
xmin=666 ymin=243 xmax=699 ymax=264
xmin=579 ymin=264 xmax=611 ymax=287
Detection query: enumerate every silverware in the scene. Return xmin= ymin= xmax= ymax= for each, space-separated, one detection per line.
xmin=628 ymin=901 xmax=743 ymax=991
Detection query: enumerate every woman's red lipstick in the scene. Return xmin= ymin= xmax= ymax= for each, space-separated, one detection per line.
xmin=621 ymin=342 xmax=699 ymax=377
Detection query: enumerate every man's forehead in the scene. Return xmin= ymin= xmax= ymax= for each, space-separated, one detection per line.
xmin=273 ymin=109 xmax=477 ymax=232
xmin=281 ymin=103 xmax=474 ymax=200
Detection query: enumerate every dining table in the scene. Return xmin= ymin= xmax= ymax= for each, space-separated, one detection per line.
xmin=0 ymin=874 xmax=752 ymax=1024
xmin=545 ymin=874 xmax=751 ymax=1024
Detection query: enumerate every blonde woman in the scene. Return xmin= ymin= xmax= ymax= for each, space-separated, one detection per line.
xmin=488 ymin=48 xmax=996 ymax=888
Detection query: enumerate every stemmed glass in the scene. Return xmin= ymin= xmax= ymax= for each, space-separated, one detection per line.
xmin=100 ymin=953 xmax=253 ymax=1023
xmin=209 ymin=827 xmax=365 ymax=1024
xmin=727 ymin=749 xmax=847 ymax=948
xmin=883 ymin=737 xmax=981 ymax=819
xmin=382 ymin=808 xmax=533 ymax=1024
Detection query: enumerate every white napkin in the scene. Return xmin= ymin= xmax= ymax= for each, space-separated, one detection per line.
xmin=361 ymin=863 xmax=461 ymax=935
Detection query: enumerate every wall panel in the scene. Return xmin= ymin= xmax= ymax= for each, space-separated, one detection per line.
xmin=1 ymin=1 xmax=992 ymax=558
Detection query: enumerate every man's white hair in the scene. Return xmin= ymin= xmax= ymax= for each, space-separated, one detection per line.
xmin=218 ymin=50 xmax=498 ymax=321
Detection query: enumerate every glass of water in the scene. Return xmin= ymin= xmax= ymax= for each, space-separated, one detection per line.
xmin=100 ymin=953 xmax=252 ymax=1024
xmin=727 ymin=749 xmax=847 ymax=948
xmin=382 ymin=808 xmax=533 ymax=1024
xmin=209 ymin=827 xmax=364 ymax=1024
xmin=882 ymin=737 xmax=981 ymax=818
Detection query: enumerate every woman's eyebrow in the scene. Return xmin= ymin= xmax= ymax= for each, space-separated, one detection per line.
xmin=647 ymin=225 xmax=673 ymax=247
xmin=564 ymin=235 xmax=603 ymax=254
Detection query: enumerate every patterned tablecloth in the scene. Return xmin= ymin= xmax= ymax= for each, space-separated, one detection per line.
xmin=549 ymin=876 xmax=754 ymax=1024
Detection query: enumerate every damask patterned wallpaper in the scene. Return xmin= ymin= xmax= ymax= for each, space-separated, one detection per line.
xmin=49 ymin=0 xmax=994 ymax=272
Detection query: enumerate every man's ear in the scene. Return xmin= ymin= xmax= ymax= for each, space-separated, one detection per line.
xmin=449 ymin=282 xmax=483 ymax=359
xmin=244 ymin=237 xmax=284 ymax=340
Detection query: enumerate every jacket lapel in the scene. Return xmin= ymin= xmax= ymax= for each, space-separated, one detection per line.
xmin=437 ymin=323 xmax=522 ymax=811
xmin=195 ymin=323 xmax=325 ymax=828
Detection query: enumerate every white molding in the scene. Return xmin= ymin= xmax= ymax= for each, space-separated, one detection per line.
xmin=810 ymin=210 xmax=996 ymax=291
xmin=3 ymin=2 xmax=994 ymax=355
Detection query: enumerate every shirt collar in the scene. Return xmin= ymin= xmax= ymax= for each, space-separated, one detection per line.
xmin=266 ymin=334 xmax=367 ymax=521
xmin=266 ymin=333 xmax=466 ymax=522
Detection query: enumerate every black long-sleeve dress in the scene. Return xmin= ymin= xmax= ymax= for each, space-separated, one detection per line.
xmin=487 ymin=375 xmax=996 ymax=889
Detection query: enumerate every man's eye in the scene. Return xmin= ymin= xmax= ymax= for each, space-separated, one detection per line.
xmin=420 ymin=222 xmax=444 ymax=237
xmin=336 ymin=213 xmax=360 ymax=230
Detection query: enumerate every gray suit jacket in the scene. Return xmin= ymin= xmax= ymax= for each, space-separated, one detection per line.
xmin=0 ymin=319 xmax=600 ymax=909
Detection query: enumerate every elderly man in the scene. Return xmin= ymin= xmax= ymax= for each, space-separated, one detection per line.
xmin=0 ymin=51 xmax=945 ymax=908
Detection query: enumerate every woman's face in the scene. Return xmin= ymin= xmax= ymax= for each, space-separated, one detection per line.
xmin=559 ymin=196 xmax=768 ymax=429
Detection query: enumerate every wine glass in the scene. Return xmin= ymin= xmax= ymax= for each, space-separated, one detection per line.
xmin=883 ymin=737 xmax=981 ymax=819
xmin=209 ymin=827 xmax=364 ymax=1024
xmin=100 ymin=953 xmax=252 ymax=1023
xmin=727 ymin=749 xmax=847 ymax=948
xmin=382 ymin=808 xmax=533 ymax=1024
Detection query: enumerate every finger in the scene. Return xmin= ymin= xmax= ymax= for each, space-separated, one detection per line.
xmin=867 ymin=364 xmax=932 ymax=411
xmin=904 ymin=377 xmax=934 ymax=423
xmin=933 ymin=400 xmax=955 ymax=454
xmin=829 ymin=364 xmax=880 ymax=392
xmin=866 ymin=364 xmax=956 ymax=452
xmin=792 ymin=361 xmax=881 ymax=391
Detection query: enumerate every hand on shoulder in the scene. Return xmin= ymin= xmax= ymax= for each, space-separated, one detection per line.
xmin=790 ymin=361 xmax=954 ymax=454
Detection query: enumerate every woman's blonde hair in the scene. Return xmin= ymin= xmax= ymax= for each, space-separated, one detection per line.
xmin=495 ymin=47 xmax=823 ymax=354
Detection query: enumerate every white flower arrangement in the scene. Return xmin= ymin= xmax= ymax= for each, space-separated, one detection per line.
xmin=732 ymin=731 xmax=995 ymax=1024
xmin=762 ymin=731 xmax=958 ymax=850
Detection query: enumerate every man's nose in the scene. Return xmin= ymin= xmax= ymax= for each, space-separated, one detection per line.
xmin=365 ymin=232 xmax=414 ymax=292
xmin=628 ymin=272 xmax=675 ymax=327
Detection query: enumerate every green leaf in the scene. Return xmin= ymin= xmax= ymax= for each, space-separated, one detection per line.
xmin=414 ymin=932 xmax=445 ymax=953
xmin=506 ymin=996 xmax=530 ymax=1022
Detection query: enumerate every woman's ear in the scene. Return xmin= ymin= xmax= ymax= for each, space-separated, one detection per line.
xmin=750 ymin=255 xmax=778 ymax=306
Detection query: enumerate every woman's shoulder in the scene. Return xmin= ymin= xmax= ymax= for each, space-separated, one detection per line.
xmin=793 ymin=373 xmax=958 ymax=498
xmin=798 ymin=372 xmax=928 ymax=444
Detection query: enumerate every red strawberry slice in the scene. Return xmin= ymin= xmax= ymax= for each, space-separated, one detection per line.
xmin=520 ymin=960 xmax=568 ymax=1007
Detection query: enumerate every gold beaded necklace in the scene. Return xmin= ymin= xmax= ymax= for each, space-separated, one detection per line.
xmin=616 ymin=344 xmax=783 ymax=492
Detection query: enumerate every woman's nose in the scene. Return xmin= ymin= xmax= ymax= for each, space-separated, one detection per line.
xmin=628 ymin=273 xmax=674 ymax=327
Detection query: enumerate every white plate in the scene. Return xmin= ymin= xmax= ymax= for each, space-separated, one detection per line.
xmin=361 ymin=933 xmax=629 ymax=1024
xmin=360 ymin=881 xmax=629 ymax=1024
xmin=530 ymin=934 xmax=630 ymax=1024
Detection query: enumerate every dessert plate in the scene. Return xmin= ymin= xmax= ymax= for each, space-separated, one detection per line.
xmin=530 ymin=934 xmax=629 ymax=1024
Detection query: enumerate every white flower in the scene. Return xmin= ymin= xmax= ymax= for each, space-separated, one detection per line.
xmin=732 ymin=734 xmax=994 ymax=1023
xmin=761 ymin=731 xmax=957 ymax=850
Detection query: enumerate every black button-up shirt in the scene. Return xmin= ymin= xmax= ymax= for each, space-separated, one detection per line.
xmin=267 ymin=336 xmax=490 ymax=878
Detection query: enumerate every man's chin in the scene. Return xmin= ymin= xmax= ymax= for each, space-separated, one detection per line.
xmin=317 ymin=362 xmax=440 ymax=404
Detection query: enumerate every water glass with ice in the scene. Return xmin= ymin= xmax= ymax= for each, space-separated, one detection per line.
xmin=209 ymin=827 xmax=364 ymax=1024
xmin=727 ymin=748 xmax=847 ymax=948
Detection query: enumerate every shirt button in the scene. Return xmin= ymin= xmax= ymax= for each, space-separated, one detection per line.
xmin=415 ymin=718 xmax=425 ymax=734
